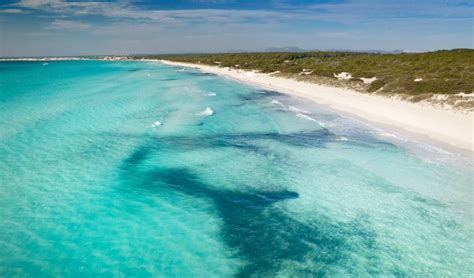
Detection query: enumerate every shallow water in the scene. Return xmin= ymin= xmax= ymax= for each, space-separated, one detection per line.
xmin=0 ymin=60 xmax=473 ymax=276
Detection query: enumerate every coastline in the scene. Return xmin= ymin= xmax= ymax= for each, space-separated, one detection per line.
xmin=159 ymin=60 xmax=473 ymax=153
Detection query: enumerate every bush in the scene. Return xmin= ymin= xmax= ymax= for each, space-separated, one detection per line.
xmin=134 ymin=49 xmax=474 ymax=105
xmin=368 ymin=80 xmax=385 ymax=92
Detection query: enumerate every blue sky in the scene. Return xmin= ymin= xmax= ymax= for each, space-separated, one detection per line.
xmin=0 ymin=0 xmax=472 ymax=56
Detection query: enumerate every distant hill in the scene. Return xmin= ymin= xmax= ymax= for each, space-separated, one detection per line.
xmin=264 ymin=47 xmax=304 ymax=52
xmin=133 ymin=49 xmax=474 ymax=110
xmin=262 ymin=47 xmax=415 ymax=54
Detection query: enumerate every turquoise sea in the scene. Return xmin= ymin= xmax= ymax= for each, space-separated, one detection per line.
xmin=0 ymin=60 xmax=473 ymax=277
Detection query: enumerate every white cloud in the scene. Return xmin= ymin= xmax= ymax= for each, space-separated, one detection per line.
xmin=47 ymin=19 xmax=92 ymax=30
xmin=307 ymin=0 xmax=472 ymax=19
xmin=0 ymin=8 xmax=25 ymax=13
xmin=16 ymin=0 xmax=101 ymax=9
xmin=7 ymin=0 xmax=471 ymax=25
xmin=1 ymin=0 xmax=471 ymax=57
xmin=7 ymin=0 xmax=307 ymax=26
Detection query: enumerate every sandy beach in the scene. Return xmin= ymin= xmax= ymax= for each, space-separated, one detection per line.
xmin=160 ymin=60 xmax=473 ymax=153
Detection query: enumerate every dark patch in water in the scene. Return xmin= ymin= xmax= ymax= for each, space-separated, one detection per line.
xmin=344 ymin=137 xmax=398 ymax=151
xmin=117 ymin=135 xmax=384 ymax=276
xmin=412 ymin=196 xmax=445 ymax=208
xmin=184 ymin=130 xmax=335 ymax=149
xmin=102 ymin=129 xmax=336 ymax=153
xmin=123 ymin=146 xmax=150 ymax=167
xmin=160 ymin=78 xmax=177 ymax=81
xmin=238 ymin=89 xmax=285 ymax=102
xmin=256 ymin=89 xmax=284 ymax=97
xmin=184 ymin=71 xmax=217 ymax=77
xmin=127 ymin=68 xmax=142 ymax=72
xmin=99 ymin=129 xmax=336 ymax=169
xmin=229 ymin=103 xmax=246 ymax=108
xmin=121 ymin=130 xmax=335 ymax=161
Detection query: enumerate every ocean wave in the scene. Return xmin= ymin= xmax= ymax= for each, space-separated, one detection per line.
xmin=288 ymin=106 xmax=311 ymax=114
xmin=196 ymin=107 xmax=214 ymax=116
xmin=414 ymin=141 xmax=453 ymax=155
xmin=378 ymin=132 xmax=408 ymax=141
xmin=378 ymin=130 xmax=452 ymax=155
xmin=270 ymin=99 xmax=325 ymax=128
xmin=295 ymin=113 xmax=325 ymax=127
xmin=270 ymin=99 xmax=283 ymax=106
xmin=204 ymin=92 xmax=217 ymax=97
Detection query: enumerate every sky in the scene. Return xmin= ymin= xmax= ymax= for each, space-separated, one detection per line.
xmin=0 ymin=0 xmax=472 ymax=57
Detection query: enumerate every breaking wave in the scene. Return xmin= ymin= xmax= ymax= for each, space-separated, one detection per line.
xmin=196 ymin=107 xmax=214 ymax=116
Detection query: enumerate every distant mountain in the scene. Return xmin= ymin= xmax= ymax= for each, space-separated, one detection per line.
xmin=321 ymin=49 xmax=404 ymax=54
xmin=264 ymin=46 xmax=304 ymax=52
xmin=263 ymin=47 xmax=414 ymax=54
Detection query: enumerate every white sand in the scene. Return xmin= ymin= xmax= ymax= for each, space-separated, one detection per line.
xmin=360 ymin=77 xmax=377 ymax=84
xmin=160 ymin=60 xmax=474 ymax=152
xmin=334 ymin=72 xmax=352 ymax=80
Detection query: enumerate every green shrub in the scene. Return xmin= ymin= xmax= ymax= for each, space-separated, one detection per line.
xmin=132 ymin=49 xmax=474 ymax=104
xmin=368 ymin=80 xmax=385 ymax=92
xmin=350 ymin=77 xmax=363 ymax=82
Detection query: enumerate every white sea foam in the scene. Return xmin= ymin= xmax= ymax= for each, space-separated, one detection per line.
xmin=42 ymin=63 xmax=48 ymax=66
xmin=376 ymin=129 xmax=454 ymax=157
xmin=336 ymin=136 xmax=349 ymax=141
xmin=196 ymin=107 xmax=214 ymax=116
xmin=288 ymin=106 xmax=311 ymax=114
xmin=271 ymin=99 xmax=283 ymax=106
xmin=152 ymin=120 xmax=162 ymax=127
xmin=270 ymin=101 xmax=325 ymax=127
xmin=379 ymin=132 xmax=398 ymax=138
xmin=295 ymin=113 xmax=325 ymax=127
xmin=416 ymin=143 xmax=453 ymax=155
xmin=378 ymin=132 xmax=408 ymax=141
xmin=204 ymin=92 xmax=217 ymax=97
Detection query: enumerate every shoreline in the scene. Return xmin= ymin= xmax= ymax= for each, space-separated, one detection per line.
xmin=159 ymin=60 xmax=473 ymax=153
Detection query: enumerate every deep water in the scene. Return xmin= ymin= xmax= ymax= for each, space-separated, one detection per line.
xmin=0 ymin=60 xmax=473 ymax=277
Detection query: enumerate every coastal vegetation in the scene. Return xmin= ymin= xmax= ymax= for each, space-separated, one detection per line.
xmin=133 ymin=49 xmax=474 ymax=109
